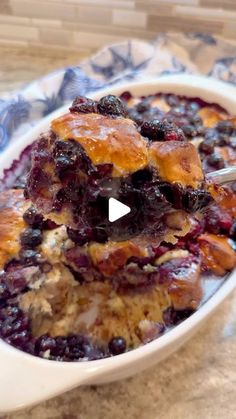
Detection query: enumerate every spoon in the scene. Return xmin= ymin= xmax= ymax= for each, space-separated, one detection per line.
xmin=206 ymin=166 xmax=236 ymax=185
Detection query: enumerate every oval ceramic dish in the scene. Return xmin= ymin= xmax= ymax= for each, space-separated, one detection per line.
xmin=0 ymin=74 xmax=236 ymax=413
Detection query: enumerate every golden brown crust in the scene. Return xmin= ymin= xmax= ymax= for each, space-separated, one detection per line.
xmin=88 ymin=240 xmax=148 ymax=277
xmin=215 ymin=146 xmax=236 ymax=166
xmin=208 ymin=184 xmax=236 ymax=218
xmin=51 ymin=113 xmax=148 ymax=177
xmin=198 ymin=107 xmax=225 ymax=128
xmin=198 ymin=107 xmax=236 ymax=128
xmin=198 ymin=107 xmax=236 ymax=129
xmin=0 ymin=189 xmax=29 ymax=269
xmin=168 ymin=262 xmax=202 ymax=310
xmin=198 ymin=233 xmax=236 ymax=276
xmin=150 ymin=97 xmax=170 ymax=112
xmin=149 ymin=141 xmax=204 ymax=187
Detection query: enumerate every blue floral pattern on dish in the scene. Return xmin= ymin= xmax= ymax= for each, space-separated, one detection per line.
xmin=1 ymin=32 xmax=236 ymax=151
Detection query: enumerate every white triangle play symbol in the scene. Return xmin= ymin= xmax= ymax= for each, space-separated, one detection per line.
xmin=108 ymin=197 xmax=131 ymax=222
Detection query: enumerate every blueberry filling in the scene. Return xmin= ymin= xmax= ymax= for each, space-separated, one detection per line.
xmin=0 ymin=92 xmax=235 ymax=362
xmin=108 ymin=336 xmax=127 ymax=355
xmin=70 ymin=96 xmax=98 ymax=114
xmin=23 ymin=206 xmax=44 ymax=228
xmin=25 ymin=132 xmax=212 ymax=244
xmin=20 ymin=228 xmax=43 ymax=248
xmin=141 ymin=119 xmax=186 ymax=142
xmin=97 ymin=95 xmax=128 ymax=117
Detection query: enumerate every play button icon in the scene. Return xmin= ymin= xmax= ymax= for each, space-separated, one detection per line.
xmin=108 ymin=198 xmax=131 ymax=222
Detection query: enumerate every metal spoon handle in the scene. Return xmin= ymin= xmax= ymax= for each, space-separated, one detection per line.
xmin=206 ymin=166 xmax=236 ymax=185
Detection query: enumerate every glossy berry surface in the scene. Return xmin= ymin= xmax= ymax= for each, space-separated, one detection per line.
xmin=108 ymin=336 xmax=127 ymax=355
xmin=67 ymin=227 xmax=94 ymax=246
xmin=141 ymin=119 xmax=185 ymax=142
xmin=97 ymin=95 xmax=128 ymax=117
xmin=70 ymin=96 xmax=98 ymax=114
xmin=20 ymin=228 xmax=43 ymax=248
xmin=23 ymin=206 xmax=44 ymax=227
xmin=207 ymin=154 xmax=225 ymax=169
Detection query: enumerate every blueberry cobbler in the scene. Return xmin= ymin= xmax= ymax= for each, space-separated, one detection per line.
xmin=0 ymin=93 xmax=235 ymax=362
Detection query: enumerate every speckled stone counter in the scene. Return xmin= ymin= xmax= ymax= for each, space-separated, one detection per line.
xmin=1 ymin=45 xmax=236 ymax=419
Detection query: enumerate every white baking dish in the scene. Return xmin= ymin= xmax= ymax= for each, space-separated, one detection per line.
xmin=0 ymin=74 xmax=235 ymax=413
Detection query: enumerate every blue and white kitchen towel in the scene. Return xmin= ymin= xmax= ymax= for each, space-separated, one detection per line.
xmin=1 ymin=32 xmax=236 ymax=151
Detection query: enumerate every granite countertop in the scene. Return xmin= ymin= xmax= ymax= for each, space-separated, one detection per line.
xmin=1 ymin=45 xmax=236 ymax=419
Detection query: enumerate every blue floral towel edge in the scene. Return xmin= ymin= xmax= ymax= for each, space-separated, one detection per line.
xmin=0 ymin=32 xmax=236 ymax=151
